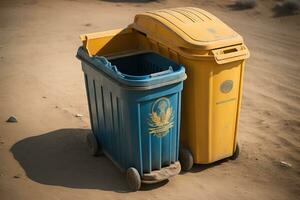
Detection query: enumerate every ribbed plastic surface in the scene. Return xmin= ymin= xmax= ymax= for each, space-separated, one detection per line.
xmin=78 ymin=49 xmax=185 ymax=176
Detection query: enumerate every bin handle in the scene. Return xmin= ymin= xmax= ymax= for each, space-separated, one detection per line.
xmin=150 ymin=67 xmax=174 ymax=77
xmin=95 ymin=56 xmax=110 ymax=66
xmin=212 ymin=45 xmax=250 ymax=64
xmin=94 ymin=56 xmax=125 ymax=77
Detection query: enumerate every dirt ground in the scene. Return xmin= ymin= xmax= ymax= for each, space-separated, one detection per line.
xmin=0 ymin=0 xmax=299 ymax=199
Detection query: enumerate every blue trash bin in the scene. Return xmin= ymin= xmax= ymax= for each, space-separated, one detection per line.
xmin=77 ymin=47 xmax=186 ymax=190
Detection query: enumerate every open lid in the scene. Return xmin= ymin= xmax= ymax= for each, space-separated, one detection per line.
xmin=130 ymin=7 xmax=244 ymax=50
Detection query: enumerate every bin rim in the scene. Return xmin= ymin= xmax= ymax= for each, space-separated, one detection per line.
xmin=76 ymin=47 xmax=187 ymax=90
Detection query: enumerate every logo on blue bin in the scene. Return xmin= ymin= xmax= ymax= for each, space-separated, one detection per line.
xmin=148 ymin=97 xmax=174 ymax=137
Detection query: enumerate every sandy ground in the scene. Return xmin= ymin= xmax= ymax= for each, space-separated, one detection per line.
xmin=0 ymin=0 xmax=299 ymax=199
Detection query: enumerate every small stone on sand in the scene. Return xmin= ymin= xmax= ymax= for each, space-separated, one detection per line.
xmin=75 ymin=114 xmax=83 ymax=117
xmin=6 ymin=116 xmax=17 ymax=123
xmin=280 ymin=161 xmax=292 ymax=168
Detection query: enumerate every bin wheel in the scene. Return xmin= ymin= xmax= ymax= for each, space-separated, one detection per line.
xmin=86 ymin=132 xmax=100 ymax=156
xmin=231 ymin=143 xmax=240 ymax=160
xmin=179 ymin=147 xmax=193 ymax=171
xmin=126 ymin=167 xmax=141 ymax=191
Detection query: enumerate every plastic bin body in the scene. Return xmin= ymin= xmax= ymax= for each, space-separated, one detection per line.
xmin=77 ymin=49 xmax=186 ymax=177
xmin=79 ymin=7 xmax=249 ymax=164
xmin=128 ymin=7 xmax=249 ymax=164
xmin=177 ymin=58 xmax=245 ymax=163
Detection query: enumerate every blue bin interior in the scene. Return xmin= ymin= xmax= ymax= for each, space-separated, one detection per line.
xmin=109 ymin=52 xmax=180 ymax=76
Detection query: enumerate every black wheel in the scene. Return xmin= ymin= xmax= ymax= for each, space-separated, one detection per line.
xmin=126 ymin=167 xmax=141 ymax=191
xmin=86 ymin=132 xmax=100 ymax=156
xmin=231 ymin=143 xmax=240 ymax=160
xmin=179 ymin=147 xmax=193 ymax=171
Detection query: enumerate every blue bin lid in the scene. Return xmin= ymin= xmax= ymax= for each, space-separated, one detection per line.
xmin=77 ymin=47 xmax=186 ymax=89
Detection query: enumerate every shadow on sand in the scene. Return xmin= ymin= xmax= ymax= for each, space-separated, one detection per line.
xmin=101 ymin=0 xmax=160 ymax=3
xmin=180 ymin=158 xmax=230 ymax=175
xmin=272 ymin=4 xmax=299 ymax=18
xmin=10 ymin=129 xmax=167 ymax=192
xmin=227 ymin=3 xmax=256 ymax=11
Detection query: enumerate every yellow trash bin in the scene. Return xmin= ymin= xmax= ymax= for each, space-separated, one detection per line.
xmin=129 ymin=7 xmax=250 ymax=170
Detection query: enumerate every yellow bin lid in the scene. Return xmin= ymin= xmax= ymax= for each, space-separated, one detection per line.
xmin=131 ymin=7 xmax=244 ymax=50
